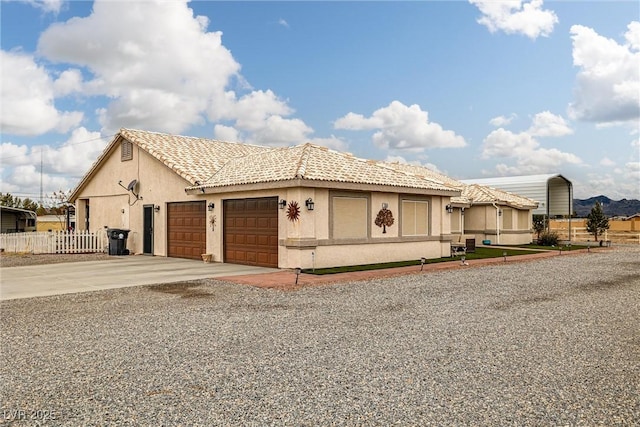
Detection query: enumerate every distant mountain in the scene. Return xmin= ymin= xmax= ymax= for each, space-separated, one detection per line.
xmin=573 ymin=196 xmax=640 ymax=217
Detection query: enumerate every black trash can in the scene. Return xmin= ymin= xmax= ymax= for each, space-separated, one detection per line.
xmin=107 ymin=228 xmax=130 ymax=255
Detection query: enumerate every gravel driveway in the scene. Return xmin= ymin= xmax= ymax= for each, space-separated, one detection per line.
xmin=1 ymin=246 xmax=638 ymax=426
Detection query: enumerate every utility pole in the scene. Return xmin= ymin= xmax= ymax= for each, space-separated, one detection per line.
xmin=40 ymin=150 xmax=44 ymax=204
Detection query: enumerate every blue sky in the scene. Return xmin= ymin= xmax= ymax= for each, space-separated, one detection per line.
xmin=1 ymin=0 xmax=639 ymax=205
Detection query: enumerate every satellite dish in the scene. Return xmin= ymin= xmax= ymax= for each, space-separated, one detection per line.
xmin=126 ymin=179 xmax=138 ymax=192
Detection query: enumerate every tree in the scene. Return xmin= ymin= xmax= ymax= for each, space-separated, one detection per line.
xmin=45 ymin=189 xmax=73 ymax=230
xmin=532 ymin=214 xmax=547 ymax=242
xmin=586 ymin=201 xmax=610 ymax=243
xmin=0 ymin=192 xmax=19 ymax=207
xmin=0 ymin=192 xmax=43 ymax=212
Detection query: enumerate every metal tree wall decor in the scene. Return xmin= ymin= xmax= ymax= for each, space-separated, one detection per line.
xmin=209 ymin=214 xmax=216 ymax=231
xmin=287 ymin=201 xmax=301 ymax=222
xmin=375 ymin=208 xmax=394 ymax=233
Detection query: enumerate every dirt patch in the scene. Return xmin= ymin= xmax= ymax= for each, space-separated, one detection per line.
xmin=148 ymin=282 xmax=214 ymax=299
xmin=577 ymin=274 xmax=639 ymax=293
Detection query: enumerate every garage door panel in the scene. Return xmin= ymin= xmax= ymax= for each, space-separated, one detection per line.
xmin=224 ymin=197 xmax=278 ymax=268
xmin=167 ymin=201 xmax=206 ymax=260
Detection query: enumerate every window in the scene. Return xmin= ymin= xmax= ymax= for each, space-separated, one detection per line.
xmin=402 ymin=200 xmax=429 ymax=236
xmin=451 ymin=210 xmax=461 ymax=233
xmin=503 ymin=208 xmax=513 ymax=230
xmin=518 ymin=210 xmax=529 ymax=230
xmin=332 ymin=196 xmax=368 ymax=239
xmin=121 ymin=140 xmax=133 ymax=161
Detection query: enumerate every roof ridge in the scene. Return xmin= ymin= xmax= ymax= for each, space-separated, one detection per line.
xmin=294 ymin=143 xmax=313 ymax=179
xmin=375 ymin=160 xmax=452 ymax=188
xmin=120 ymin=127 xmax=270 ymax=150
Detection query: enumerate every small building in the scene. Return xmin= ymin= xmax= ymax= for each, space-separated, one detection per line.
xmin=0 ymin=206 xmax=37 ymax=233
xmin=382 ymin=163 xmax=539 ymax=245
xmin=36 ymin=215 xmax=76 ymax=232
xmin=461 ymin=174 xmax=573 ymax=218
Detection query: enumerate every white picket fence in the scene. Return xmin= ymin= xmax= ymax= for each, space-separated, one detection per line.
xmin=0 ymin=231 xmax=107 ymax=254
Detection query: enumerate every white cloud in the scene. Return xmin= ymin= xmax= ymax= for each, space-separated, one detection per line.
xmin=53 ymin=69 xmax=84 ymax=96
xmin=568 ymin=22 xmax=640 ymax=124
xmin=469 ymin=0 xmax=558 ymax=39
xmin=527 ymin=111 xmax=573 ymax=137
xmin=21 ymin=0 xmax=63 ymax=14
xmin=481 ymin=112 xmax=582 ymax=175
xmin=43 ymin=127 xmax=106 ymax=174
xmin=34 ymin=0 xmax=316 ymax=145
xmin=334 ymin=101 xmax=466 ymax=152
xmin=600 ymin=157 xmax=616 ymax=167
xmin=248 ymin=115 xmax=313 ymax=146
xmin=213 ymin=124 xmax=241 ymax=142
xmin=37 ymin=0 xmax=239 ymax=135
xmin=581 ymin=167 xmax=640 ymax=199
xmin=308 ymin=136 xmax=348 ymax=152
xmin=1 ymin=50 xmax=83 ymax=136
xmin=489 ymin=113 xmax=517 ymax=127
xmin=208 ymin=90 xmax=313 ymax=146
xmin=0 ymin=127 xmax=108 ymax=194
xmin=278 ymin=18 xmax=290 ymax=28
xmin=0 ymin=142 xmax=31 ymax=166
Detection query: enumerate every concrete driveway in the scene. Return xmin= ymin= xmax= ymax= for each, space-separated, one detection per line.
xmin=0 ymin=256 xmax=278 ymax=300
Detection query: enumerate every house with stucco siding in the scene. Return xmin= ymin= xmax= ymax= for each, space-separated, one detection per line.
xmin=70 ymin=129 xmax=466 ymax=269
xmin=70 ymin=129 xmax=539 ymax=268
xmin=380 ymin=162 xmax=539 ymax=246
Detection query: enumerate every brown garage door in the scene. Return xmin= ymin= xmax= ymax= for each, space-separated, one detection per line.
xmin=224 ymin=197 xmax=278 ymax=268
xmin=167 ymin=201 xmax=206 ymax=260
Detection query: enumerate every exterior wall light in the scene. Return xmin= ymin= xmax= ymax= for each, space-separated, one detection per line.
xmin=305 ymin=198 xmax=315 ymax=211
xmin=446 ymin=204 xmax=454 ymax=213
xmin=461 ymin=208 xmax=465 ymax=216
xmin=279 ymin=199 xmax=287 ymax=209
xmin=154 ymin=205 xmax=160 ymax=213
xmin=207 ymin=202 xmax=215 ymax=211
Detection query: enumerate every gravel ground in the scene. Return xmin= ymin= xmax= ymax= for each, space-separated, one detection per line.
xmin=1 ymin=246 xmax=638 ymax=426
xmin=0 ymin=252 xmax=111 ymax=268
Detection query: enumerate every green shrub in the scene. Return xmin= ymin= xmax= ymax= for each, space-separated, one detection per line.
xmin=537 ymin=230 xmax=560 ymax=246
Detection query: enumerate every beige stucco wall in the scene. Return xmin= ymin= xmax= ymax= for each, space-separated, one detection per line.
xmin=463 ymin=204 xmax=533 ymax=245
xmin=74 ymin=143 xmax=207 ymax=256
xmin=279 ymin=191 xmax=451 ymax=269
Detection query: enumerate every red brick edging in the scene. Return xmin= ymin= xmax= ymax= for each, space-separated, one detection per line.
xmin=218 ymin=248 xmax=609 ymax=291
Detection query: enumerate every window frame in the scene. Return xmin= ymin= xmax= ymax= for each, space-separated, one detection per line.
xmin=400 ymin=198 xmax=430 ymax=237
xmin=329 ymin=192 xmax=371 ymax=240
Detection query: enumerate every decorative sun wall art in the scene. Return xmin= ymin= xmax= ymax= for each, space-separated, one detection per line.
xmin=375 ymin=208 xmax=394 ymax=233
xmin=287 ymin=201 xmax=301 ymax=222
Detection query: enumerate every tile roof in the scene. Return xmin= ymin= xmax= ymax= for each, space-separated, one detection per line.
xmin=190 ymin=143 xmax=459 ymax=192
xmin=119 ymin=128 xmax=270 ymax=184
xmin=377 ymin=161 xmax=470 ymax=204
xmin=72 ymin=128 xmax=534 ymax=207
